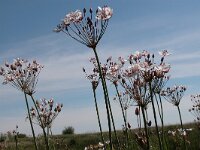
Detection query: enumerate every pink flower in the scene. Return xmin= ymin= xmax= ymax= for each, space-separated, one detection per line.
xmin=154 ymin=63 xmax=170 ymax=77
xmin=96 ymin=6 xmax=113 ymax=20
xmin=132 ymin=51 xmax=143 ymax=60
xmin=0 ymin=58 xmax=43 ymax=95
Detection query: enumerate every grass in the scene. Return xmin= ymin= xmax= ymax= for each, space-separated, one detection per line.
xmin=1 ymin=122 xmax=200 ymax=150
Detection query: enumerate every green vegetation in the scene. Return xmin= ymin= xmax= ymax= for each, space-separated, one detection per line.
xmin=62 ymin=126 xmax=75 ymax=135
xmin=0 ymin=123 xmax=199 ymax=150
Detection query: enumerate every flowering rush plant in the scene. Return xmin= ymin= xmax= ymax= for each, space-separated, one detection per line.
xmin=30 ymin=98 xmax=63 ymax=129
xmin=0 ymin=58 xmax=43 ymax=95
xmin=54 ymin=6 xmax=113 ymax=48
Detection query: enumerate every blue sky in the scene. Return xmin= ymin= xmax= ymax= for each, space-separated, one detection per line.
xmin=1 ymin=0 xmax=200 ymax=135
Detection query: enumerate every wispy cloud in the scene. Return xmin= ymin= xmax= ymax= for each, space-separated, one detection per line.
xmin=1 ymin=5 xmax=200 ymax=135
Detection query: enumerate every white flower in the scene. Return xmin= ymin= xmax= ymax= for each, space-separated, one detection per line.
xmin=158 ymin=50 xmax=171 ymax=57
xmin=63 ymin=17 xmax=71 ymax=25
xmin=133 ymin=51 xmax=143 ymax=60
xmin=65 ymin=10 xmax=83 ymax=24
xmin=96 ymin=6 xmax=113 ymax=20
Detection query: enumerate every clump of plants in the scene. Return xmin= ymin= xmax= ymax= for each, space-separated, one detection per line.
xmin=62 ymin=126 xmax=75 ymax=135
xmin=0 ymin=5 xmax=200 ymax=150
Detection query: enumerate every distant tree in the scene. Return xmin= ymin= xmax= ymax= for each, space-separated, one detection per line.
xmin=62 ymin=126 xmax=75 ymax=135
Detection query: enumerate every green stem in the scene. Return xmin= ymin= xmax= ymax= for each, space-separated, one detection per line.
xmin=93 ymin=47 xmax=113 ymax=150
xmin=92 ymin=87 xmax=105 ymax=145
xmin=115 ymin=84 xmax=129 ymax=148
xmin=177 ymin=105 xmax=187 ymax=149
xmin=149 ymin=83 xmax=162 ymax=150
xmin=47 ymin=125 xmax=50 ymax=147
xmin=141 ymin=106 xmax=150 ymax=150
xmin=24 ymin=93 xmax=38 ymax=150
xmin=30 ymin=95 xmax=49 ymax=150
xmin=104 ymin=77 xmax=120 ymax=148
xmin=15 ymin=135 xmax=18 ymax=150
xmin=158 ymin=94 xmax=169 ymax=150
xmin=139 ymin=106 xmax=142 ymax=131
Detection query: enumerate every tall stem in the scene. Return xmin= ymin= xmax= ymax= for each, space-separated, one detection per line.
xmin=139 ymin=106 xmax=142 ymax=130
xmin=104 ymin=80 xmax=120 ymax=147
xmin=149 ymin=83 xmax=162 ymax=150
xmin=93 ymin=47 xmax=112 ymax=150
xmin=92 ymin=87 xmax=105 ymax=145
xmin=115 ymin=84 xmax=129 ymax=148
xmin=30 ymin=95 xmax=49 ymax=150
xmin=141 ymin=106 xmax=150 ymax=150
xmin=177 ymin=105 xmax=187 ymax=149
xmin=47 ymin=125 xmax=50 ymax=145
xmin=24 ymin=93 xmax=38 ymax=150
xmin=15 ymin=135 xmax=18 ymax=150
xmin=158 ymin=94 xmax=168 ymax=150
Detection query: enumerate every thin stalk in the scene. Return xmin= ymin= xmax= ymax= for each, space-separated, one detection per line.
xmin=158 ymin=94 xmax=169 ymax=150
xmin=139 ymin=106 xmax=142 ymax=130
xmin=177 ymin=105 xmax=187 ymax=149
xmin=149 ymin=83 xmax=162 ymax=150
xmin=104 ymin=79 xmax=120 ymax=148
xmin=15 ymin=135 xmax=18 ymax=150
xmin=136 ymin=115 xmax=140 ymax=129
xmin=47 ymin=125 xmax=50 ymax=148
xmin=141 ymin=106 xmax=150 ymax=150
xmin=24 ymin=93 xmax=38 ymax=150
xmin=30 ymin=95 xmax=49 ymax=150
xmin=92 ymin=87 xmax=105 ymax=145
xmin=93 ymin=47 xmax=113 ymax=150
xmin=155 ymin=93 xmax=168 ymax=150
xmin=155 ymin=93 xmax=165 ymax=146
xmin=114 ymin=84 xmax=129 ymax=148
xmin=154 ymin=93 xmax=162 ymax=121
xmin=158 ymin=94 xmax=164 ymax=123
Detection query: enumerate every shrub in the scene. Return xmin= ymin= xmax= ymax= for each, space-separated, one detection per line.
xmin=62 ymin=126 xmax=75 ymax=135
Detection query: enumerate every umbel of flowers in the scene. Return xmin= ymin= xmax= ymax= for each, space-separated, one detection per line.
xmin=54 ymin=6 xmax=115 ymax=149
xmin=54 ymin=6 xmax=113 ymax=48
xmin=30 ymin=98 xmax=63 ymax=138
xmin=189 ymin=94 xmax=200 ymax=129
xmin=0 ymin=58 xmax=43 ymax=95
xmin=161 ymin=85 xmax=187 ymax=149
xmin=0 ymin=58 xmax=50 ymax=150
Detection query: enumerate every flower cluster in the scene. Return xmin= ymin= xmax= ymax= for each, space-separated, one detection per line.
xmin=104 ymin=56 xmax=125 ymax=84
xmin=84 ymin=141 xmax=110 ymax=150
xmin=30 ymin=98 xmax=63 ymax=128
xmin=7 ymin=125 xmax=19 ymax=137
xmin=117 ymin=50 xmax=170 ymax=107
xmin=85 ymin=50 xmax=171 ymax=108
xmin=0 ymin=58 xmax=43 ymax=95
xmin=189 ymin=94 xmax=200 ymax=125
xmin=83 ymin=58 xmax=101 ymax=90
xmin=54 ymin=6 xmax=113 ymax=48
xmin=161 ymin=85 xmax=187 ymax=106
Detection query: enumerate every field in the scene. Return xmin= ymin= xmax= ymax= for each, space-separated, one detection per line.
xmin=1 ymin=123 xmax=199 ymax=150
